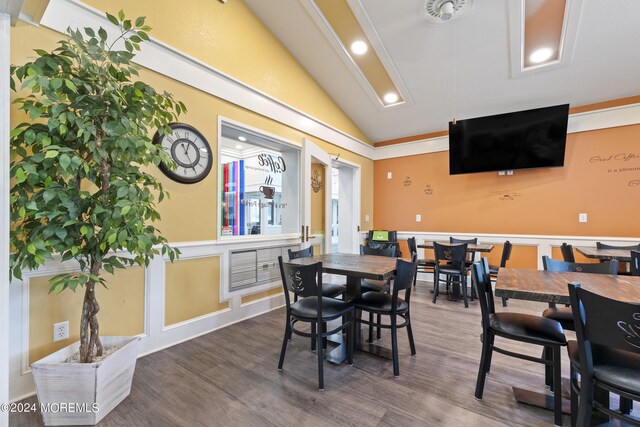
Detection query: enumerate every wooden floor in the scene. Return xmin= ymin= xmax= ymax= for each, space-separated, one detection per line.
xmin=11 ymin=282 xmax=637 ymax=426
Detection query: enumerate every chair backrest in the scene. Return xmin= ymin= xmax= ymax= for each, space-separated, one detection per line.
xmin=378 ymin=245 xmax=397 ymax=257
xmin=568 ymin=283 xmax=640 ymax=364
xmin=407 ymin=237 xmax=417 ymax=256
xmin=542 ymin=256 xmax=618 ymax=275
xmin=596 ymin=242 xmax=640 ymax=251
xmin=288 ymin=246 xmax=313 ymax=260
xmin=560 ymin=243 xmax=575 ymax=263
xmin=471 ymin=258 xmax=496 ymax=328
xmin=278 ymin=256 xmax=322 ymax=306
xmin=500 ymin=240 xmax=513 ymax=268
xmin=360 ymin=244 xmax=377 ymax=255
xmin=391 ymin=256 xmax=417 ymax=311
xmin=434 ymin=242 xmax=468 ymax=272
xmin=450 ymin=237 xmax=477 ymax=261
xmin=360 ymin=244 xmax=396 ymax=258
xmin=632 ymin=251 xmax=640 ymax=276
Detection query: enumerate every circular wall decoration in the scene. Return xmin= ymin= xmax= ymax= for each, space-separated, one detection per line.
xmin=152 ymin=123 xmax=213 ymax=184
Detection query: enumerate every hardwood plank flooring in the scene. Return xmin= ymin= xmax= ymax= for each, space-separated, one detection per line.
xmin=10 ymin=282 xmax=638 ymax=426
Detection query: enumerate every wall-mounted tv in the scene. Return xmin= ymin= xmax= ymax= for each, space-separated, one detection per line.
xmin=448 ymin=104 xmax=570 ymax=175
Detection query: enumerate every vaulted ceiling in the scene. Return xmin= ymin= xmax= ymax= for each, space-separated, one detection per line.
xmin=245 ymin=0 xmax=640 ymax=143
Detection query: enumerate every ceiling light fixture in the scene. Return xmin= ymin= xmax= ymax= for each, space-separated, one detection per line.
xmin=237 ymin=136 xmax=247 ymax=142
xmin=383 ymin=92 xmax=399 ymax=104
xmin=529 ymin=47 xmax=554 ymax=64
xmin=425 ymin=0 xmax=474 ymax=24
xmin=350 ymin=40 xmax=368 ymax=56
xmin=439 ymin=1 xmax=455 ymax=20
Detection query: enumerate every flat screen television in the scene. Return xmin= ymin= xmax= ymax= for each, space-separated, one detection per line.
xmin=448 ymin=104 xmax=570 ymax=175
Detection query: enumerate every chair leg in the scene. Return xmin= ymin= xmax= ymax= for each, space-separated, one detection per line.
xmin=311 ymin=322 xmax=316 ymax=352
xmin=376 ymin=314 xmax=382 ymax=340
xmin=406 ymin=315 xmax=416 ymax=355
xmin=368 ymin=312 xmax=374 ymax=343
xmin=347 ymin=313 xmax=354 ymax=366
xmin=317 ymin=327 xmax=324 ymax=391
xmin=485 ymin=333 xmax=494 ymax=373
xmin=322 ymin=322 xmax=327 ymax=350
xmin=278 ymin=318 xmax=291 ymax=370
xmin=552 ymin=346 xmax=562 ymax=427
xmin=543 ymin=347 xmax=553 ymax=388
xmin=475 ymin=330 xmax=493 ymax=400
xmin=432 ymin=272 xmax=440 ymax=304
xmin=391 ymin=314 xmax=399 ymax=377
xmin=461 ymin=276 xmax=469 ymax=308
xmin=501 ymin=297 xmax=508 ymax=307
xmin=576 ymin=376 xmax=594 ymax=427
xmin=570 ymin=364 xmax=578 ymax=427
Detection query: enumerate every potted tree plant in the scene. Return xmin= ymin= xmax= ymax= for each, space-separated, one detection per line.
xmin=10 ymin=10 xmax=183 ymax=425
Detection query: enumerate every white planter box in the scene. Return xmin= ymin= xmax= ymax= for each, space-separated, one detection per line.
xmin=31 ymin=336 xmax=141 ymax=426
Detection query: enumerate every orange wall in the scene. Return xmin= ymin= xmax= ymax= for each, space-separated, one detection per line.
xmin=373 ymin=125 xmax=640 ymax=237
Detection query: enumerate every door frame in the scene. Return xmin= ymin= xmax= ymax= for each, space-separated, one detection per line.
xmin=302 ymin=138 xmax=332 ymax=253
xmin=333 ymin=157 xmax=361 ymax=254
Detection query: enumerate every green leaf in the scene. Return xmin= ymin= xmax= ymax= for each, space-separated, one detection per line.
xmin=121 ymin=205 xmax=131 ymax=215
xmin=14 ymin=168 xmax=27 ymax=183
xmin=55 ymin=228 xmax=67 ymax=240
xmin=64 ymin=79 xmax=77 ymax=92
xmin=80 ymin=225 xmax=90 ymax=236
xmin=117 ymin=186 xmax=128 ymax=198
xmin=106 ymin=13 xmax=119 ymax=26
xmin=98 ymin=28 xmax=108 ymax=41
xmin=45 ymin=150 xmax=59 ymax=158
xmin=27 ymin=244 xmax=36 ymax=255
xmin=59 ymin=153 xmax=71 ymax=170
xmin=84 ymin=27 xmax=96 ymax=37
xmin=118 ymin=9 xmax=125 ymax=20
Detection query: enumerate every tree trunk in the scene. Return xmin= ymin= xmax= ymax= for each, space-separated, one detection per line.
xmin=79 ymin=261 xmax=103 ymax=363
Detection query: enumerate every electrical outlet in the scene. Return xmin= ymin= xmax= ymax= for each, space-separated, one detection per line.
xmin=498 ymin=171 xmax=506 ymax=176
xmin=365 ymin=214 xmax=370 ymax=222
xmin=416 ymin=214 xmax=422 ymax=222
xmin=387 ymin=172 xmax=392 ymax=179
xmin=506 ymin=170 xmax=514 ymax=175
xmin=579 ymin=213 xmax=588 ymax=223
xmin=53 ymin=321 xmax=69 ymax=342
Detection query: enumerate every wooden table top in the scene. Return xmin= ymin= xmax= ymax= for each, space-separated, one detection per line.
xmin=286 ymin=253 xmax=397 ymax=281
xmin=575 ymin=246 xmax=636 ymax=262
xmin=418 ymin=241 xmax=494 ymax=252
xmin=495 ymin=267 xmax=640 ymax=305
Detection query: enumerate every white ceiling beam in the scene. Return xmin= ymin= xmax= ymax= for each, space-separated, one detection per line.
xmin=0 ymin=0 xmax=24 ymax=25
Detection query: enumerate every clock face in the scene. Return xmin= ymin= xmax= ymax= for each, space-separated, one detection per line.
xmin=152 ymin=123 xmax=213 ymax=184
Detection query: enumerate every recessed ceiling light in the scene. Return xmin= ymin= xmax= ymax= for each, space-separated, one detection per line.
xmin=383 ymin=92 xmax=399 ymax=104
xmin=235 ymin=144 xmax=243 ymax=150
xmin=238 ymin=136 xmax=247 ymax=142
xmin=529 ymin=47 xmax=554 ymax=64
xmin=350 ymin=40 xmax=368 ymax=56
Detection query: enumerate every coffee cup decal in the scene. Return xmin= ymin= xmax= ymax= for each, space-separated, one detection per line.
xmin=260 ymin=175 xmax=275 ymax=199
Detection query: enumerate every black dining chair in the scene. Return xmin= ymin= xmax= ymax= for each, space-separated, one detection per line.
xmin=488 ymin=240 xmax=513 ymax=307
xmin=596 ymin=242 xmax=640 ymax=275
xmin=352 ymin=256 xmax=417 ymax=377
xmin=277 ymin=256 xmax=354 ymax=391
xmin=359 ymin=244 xmax=396 ymax=341
xmin=541 ymin=256 xmax=618 ymax=331
xmin=407 ymin=237 xmax=437 ymax=287
xmin=288 ymin=246 xmax=346 ymax=299
xmin=471 ymin=258 xmax=567 ymax=426
xmin=450 ymin=236 xmax=478 ymax=267
xmin=567 ymin=283 xmax=640 ymax=427
xmin=632 ymin=250 xmax=639 ymax=276
xmin=560 ymin=242 xmax=576 ymax=262
xmin=433 ymin=242 xmax=470 ymax=307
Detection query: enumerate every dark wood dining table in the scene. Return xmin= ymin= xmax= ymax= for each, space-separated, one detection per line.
xmin=495 ymin=267 xmax=640 ymax=415
xmin=575 ymin=246 xmax=636 ymax=262
xmin=287 ymin=252 xmax=397 ymax=363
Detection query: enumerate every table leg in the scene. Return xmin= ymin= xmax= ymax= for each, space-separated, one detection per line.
xmin=326 ymin=276 xmax=361 ymax=364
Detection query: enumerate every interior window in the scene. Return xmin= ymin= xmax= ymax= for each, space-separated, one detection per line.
xmin=219 ymin=122 xmax=300 ymax=237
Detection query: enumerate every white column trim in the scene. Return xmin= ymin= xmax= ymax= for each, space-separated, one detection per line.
xmin=1 ymin=12 xmax=11 ymax=427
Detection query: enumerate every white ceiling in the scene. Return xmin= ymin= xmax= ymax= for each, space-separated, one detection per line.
xmin=245 ymin=0 xmax=640 ymax=143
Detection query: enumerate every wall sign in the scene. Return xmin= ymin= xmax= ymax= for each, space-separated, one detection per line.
xmin=424 ymin=184 xmax=434 ymax=195
xmin=311 ymin=169 xmax=323 ymax=193
xmin=403 ymin=176 xmax=412 ymax=186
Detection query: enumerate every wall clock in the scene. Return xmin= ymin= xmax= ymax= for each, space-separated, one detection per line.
xmin=152 ymin=123 xmax=213 ymax=184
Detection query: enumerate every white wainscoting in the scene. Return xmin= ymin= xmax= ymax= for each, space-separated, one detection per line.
xmin=8 ymin=237 xmax=302 ymax=402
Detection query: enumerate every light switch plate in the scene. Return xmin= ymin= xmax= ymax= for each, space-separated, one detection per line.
xmin=498 ymin=171 xmax=505 ymax=176
xmin=387 ymin=172 xmax=393 ymax=179
xmin=506 ymin=170 xmax=514 ymax=175
xmin=416 ymin=214 xmax=422 ymax=222
xmin=579 ymin=213 xmax=588 ymax=223
xmin=365 ymin=214 xmax=370 ymax=222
